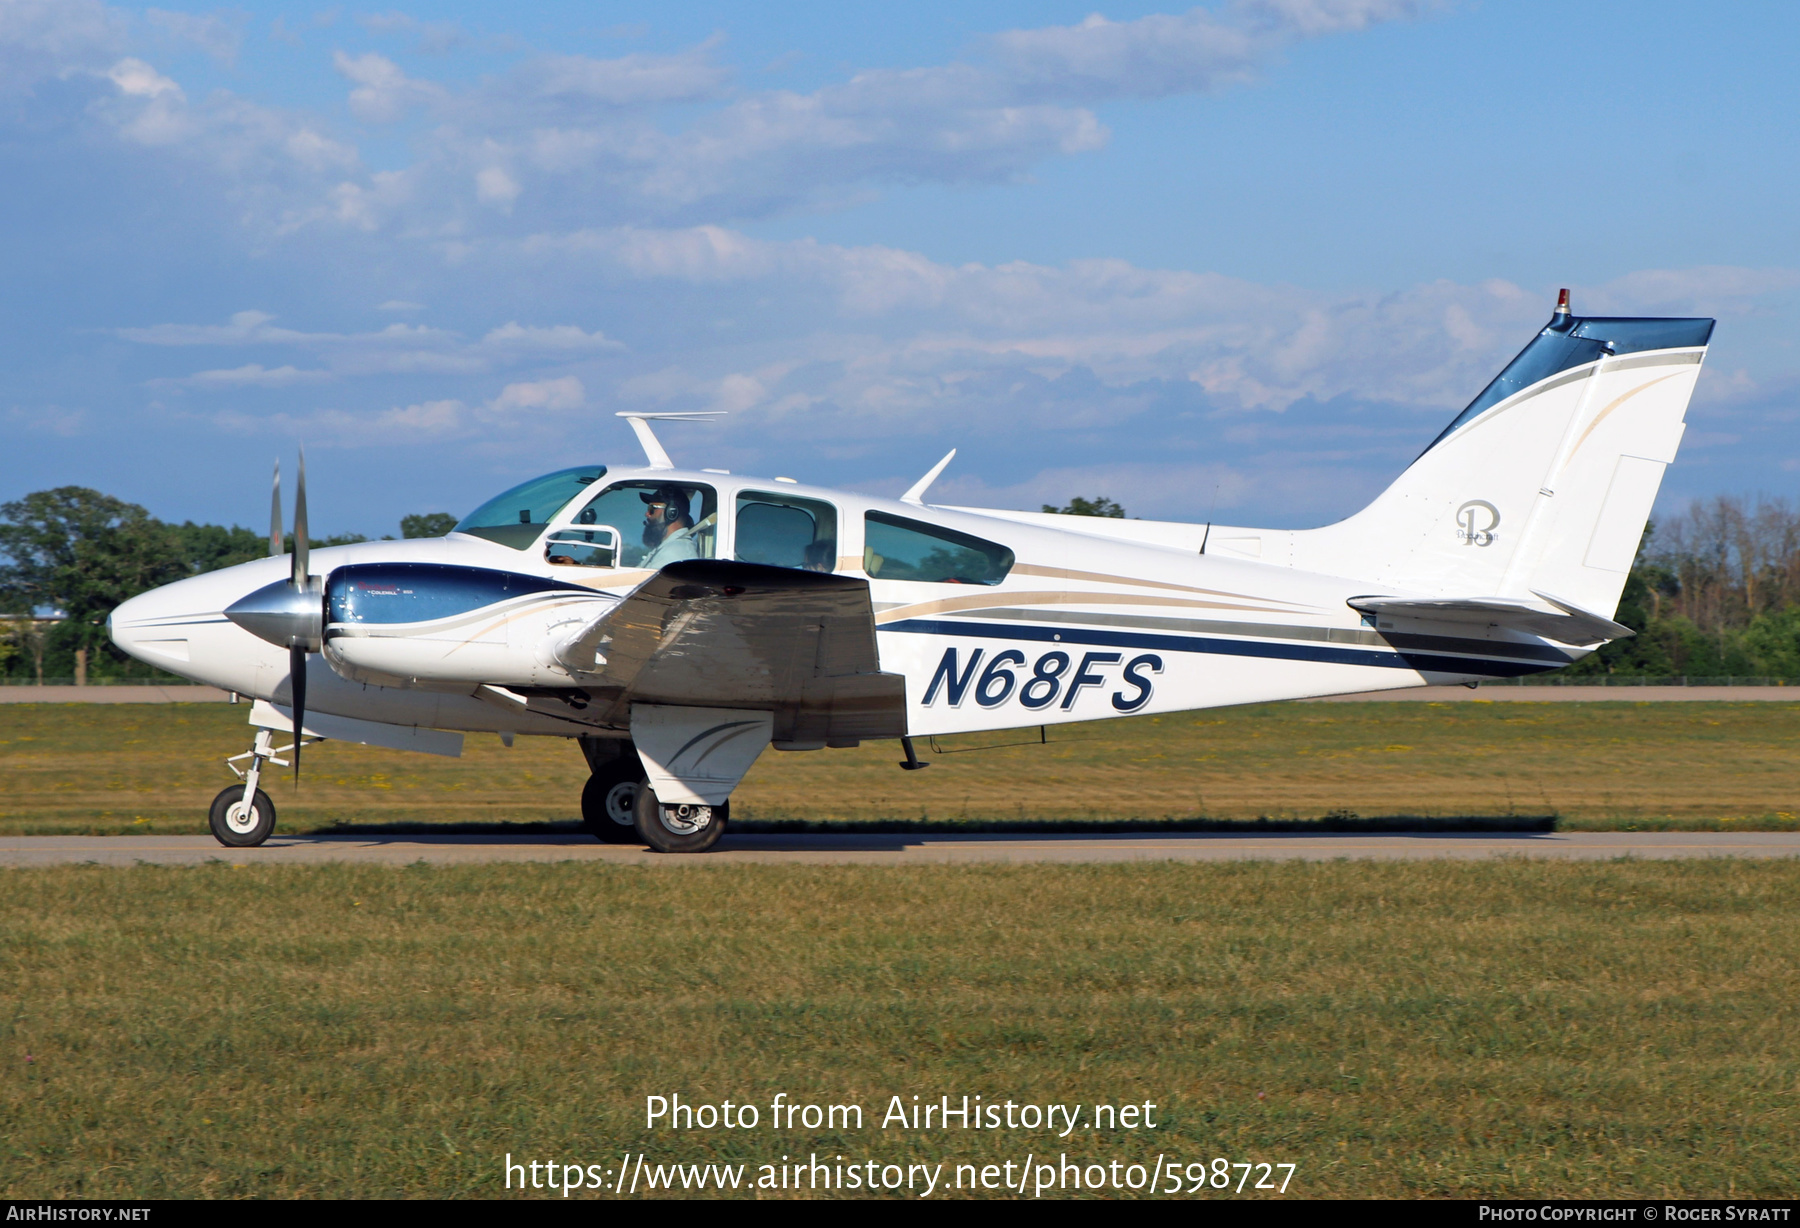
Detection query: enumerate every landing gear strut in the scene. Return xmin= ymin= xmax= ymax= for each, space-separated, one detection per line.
xmin=212 ymin=725 xmax=320 ymax=847
xmin=211 ymin=728 xmax=285 ymax=847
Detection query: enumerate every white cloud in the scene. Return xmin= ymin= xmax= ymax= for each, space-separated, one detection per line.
xmin=138 ymin=240 xmax=1761 ymax=476
xmin=156 ymin=363 xmax=334 ymax=388
xmin=105 ymin=56 xmax=179 ymax=98
xmin=4 ymin=403 xmax=89 ymax=437
xmin=357 ymin=12 xmax=468 ymax=54
xmin=333 ymin=50 xmax=443 ymax=124
xmin=1583 ymin=266 xmax=1800 ymax=317
xmin=475 ymin=163 xmax=521 ymax=208
xmin=145 ymin=8 xmax=242 ymax=64
xmin=485 ymin=376 xmax=585 ymax=414
xmin=524 ymin=225 xmax=1548 ymax=414
xmin=931 ymin=460 xmax=1256 ymax=515
xmin=529 ymin=42 xmax=730 ymax=106
xmin=986 ymin=0 xmax=1430 ymax=102
xmin=98 ymin=56 xmax=190 ymax=144
xmin=284 ymin=127 xmax=358 ymax=172
xmin=226 ymin=399 xmax=468 ymax=446
xmin=14 ymin=5 xmax=1432 ymax=239
xmin=118 ymin=312 xmax=626 ymax=380
xmin=480 ymin=322 xmax=623 ymax=351
xmin=0 ymin=0 xmax=125 ymax=92
xmin=372 ymin=398 xmax=464 ymax=434
xmin=118 ymin=311 xmax=450 ymax=348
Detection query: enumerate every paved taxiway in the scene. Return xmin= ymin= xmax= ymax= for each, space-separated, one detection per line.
xmin=4 ymin=832 xmax=1798 ymax=866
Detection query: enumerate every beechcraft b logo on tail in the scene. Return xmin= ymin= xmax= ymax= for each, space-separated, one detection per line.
xmin=1455 ymin=500 xmax=1499 ymax=546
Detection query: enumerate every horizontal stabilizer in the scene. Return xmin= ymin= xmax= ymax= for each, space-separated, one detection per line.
xmin=1347 ymin=590 xmax=1632 ymax=647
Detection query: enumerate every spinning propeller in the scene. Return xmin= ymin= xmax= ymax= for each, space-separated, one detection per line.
xmin=223 ymin=452 xmax=324 ymax=780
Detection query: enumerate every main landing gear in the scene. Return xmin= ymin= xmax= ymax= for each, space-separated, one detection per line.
xmin=578 ymin=736 xmax=729 ymax=854
xmin=209 ymin=727 xmax=316 ymax=847
xmin=633 ymin=786 xmax=728 ymax=855
xmin=581 ymin=751 xmax=646 ymax=844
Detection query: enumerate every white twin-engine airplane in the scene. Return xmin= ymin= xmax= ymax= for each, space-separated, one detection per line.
xmin=111 ymin=292 xmax=1711 ymax=852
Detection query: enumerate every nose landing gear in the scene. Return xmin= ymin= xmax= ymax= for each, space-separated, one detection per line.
xmin=211 ymin=726 xmax=317 ymax=847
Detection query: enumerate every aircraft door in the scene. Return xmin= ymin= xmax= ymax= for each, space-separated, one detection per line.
xmin=734 ymin=490 xmax=839 ymax=571
xmin=568 ymin=481 xmax=718 ymax=569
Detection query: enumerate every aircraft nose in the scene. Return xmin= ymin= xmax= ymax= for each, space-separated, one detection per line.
xmin=109 ymin=583 xmax=196 ymax=666
xmin=108 ymin=588 xmax=161 ymax=657
xmin=107 ymin=570 xmax=245 ymax=670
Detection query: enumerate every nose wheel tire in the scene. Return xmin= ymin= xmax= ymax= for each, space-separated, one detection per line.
xmin=582 ymin=760 xmax=646 ymax=844
xmin=209 ymin=785 xmax=276 ymax=847
xmin=632 ymin=784 xmax=727 ymax=854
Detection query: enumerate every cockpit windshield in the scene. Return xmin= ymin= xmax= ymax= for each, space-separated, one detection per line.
xmin=454 ymin=465 xmax=607 ymax=549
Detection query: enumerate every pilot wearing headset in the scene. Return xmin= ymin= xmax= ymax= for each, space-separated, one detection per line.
xmin=640 ymin=485 xmax=700 ymax=568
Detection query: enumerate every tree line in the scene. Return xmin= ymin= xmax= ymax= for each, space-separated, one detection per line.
xmin=0 ymin=487 xmax=456 ymax=684
xmin=1575 ymin=494 xmax=1800 ymax=678
xmin=4 ymin=485 xmax=1799 ymax=683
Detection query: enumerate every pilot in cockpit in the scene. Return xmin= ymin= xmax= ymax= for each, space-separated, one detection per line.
xmin=640 ymin=485 xmax=700 ymax=568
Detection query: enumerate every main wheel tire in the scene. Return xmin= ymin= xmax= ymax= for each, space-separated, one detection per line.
xmin=208 ymin=784 xmax=276 ymax=847
xmin=632 ymin=783 xmax=727 ymax=854
xmin=582 ymin=758 xmax=645 ymax=844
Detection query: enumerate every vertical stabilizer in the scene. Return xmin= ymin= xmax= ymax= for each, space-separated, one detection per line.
xmin=1289 ymin=295 xmax=1713 ymax=621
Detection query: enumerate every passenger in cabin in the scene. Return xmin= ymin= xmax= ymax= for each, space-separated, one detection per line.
xmin=640 ymin=486 xmax=700 ymax=567
xmin=802 ymin=541 xmax=835 ymax=572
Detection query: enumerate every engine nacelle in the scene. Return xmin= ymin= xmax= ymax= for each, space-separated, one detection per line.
xmin=321 ymin=562 xmax=616 ymax=689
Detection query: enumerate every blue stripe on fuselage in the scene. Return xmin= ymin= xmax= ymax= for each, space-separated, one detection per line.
xmin=879 ymin=618 xmax=1551 ymax=679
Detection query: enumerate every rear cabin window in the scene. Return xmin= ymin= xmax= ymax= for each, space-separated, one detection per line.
xmin=735 ymin=491 xmax=838 ymax=571
xmin=863 ymin=511 xmax=1014 ymax=586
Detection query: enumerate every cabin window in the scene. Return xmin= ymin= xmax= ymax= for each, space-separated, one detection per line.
xmin=735 ymin=491 xmax=838 ymax=571
xmin=455 ymin=465 xmax=607 ymax=550
xmin=862 ymin=511 xmax=1014 ymax=585
xmin=569 ymin=481 xmax=718 ymax=569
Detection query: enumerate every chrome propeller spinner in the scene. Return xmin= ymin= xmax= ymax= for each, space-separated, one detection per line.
xmin=224 ymin=452 xmax=322 ymax=780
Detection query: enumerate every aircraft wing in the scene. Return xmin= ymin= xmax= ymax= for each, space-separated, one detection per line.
xmin=557 ymin=559 xmax=907 ymax=745
xmin=1347 ymin=590 xmax=1632 ymax=647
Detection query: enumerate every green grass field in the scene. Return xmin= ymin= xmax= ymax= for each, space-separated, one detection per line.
xmin=2 ymin=700 xmax=1797 ymax=835
xmin=4 ymin=859 xmax=1797 ymax=1199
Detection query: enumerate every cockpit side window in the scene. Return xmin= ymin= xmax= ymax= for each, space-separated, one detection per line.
xmin=455 ymin=465 xmax=607 ymax=550
xmin=734 ymin=491 xmax=838 ymax=571
xmin=863 ymin=512 xmax=1014 ymax=585
xmin=571 ymin=481 xmax=718 ymax=569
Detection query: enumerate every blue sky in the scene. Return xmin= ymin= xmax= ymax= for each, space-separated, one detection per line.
xmin=3 ymin=0 xmax=1796 ymax=537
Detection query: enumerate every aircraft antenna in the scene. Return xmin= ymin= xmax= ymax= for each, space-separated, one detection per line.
xmin=1199 ymin=482 xmax=1220 ymax=555
xmin=615 ymin=411 xmax=725 ymax=470
xmin=901 ymin=449 xmax=956 ymax=505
